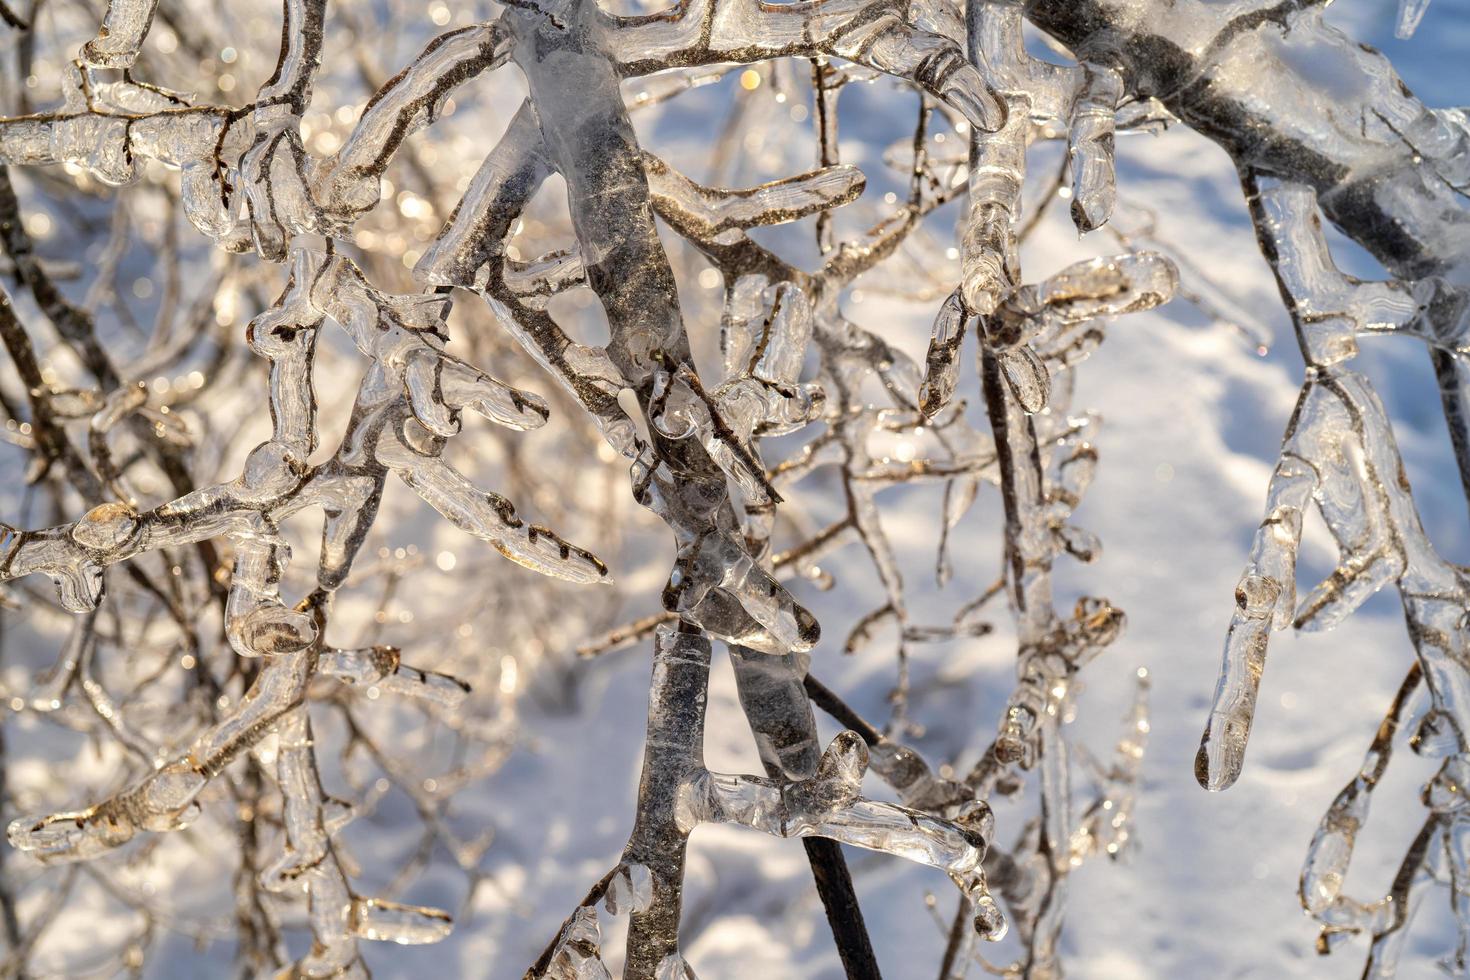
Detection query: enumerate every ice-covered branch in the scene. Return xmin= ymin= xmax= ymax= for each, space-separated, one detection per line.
xmin=1194 ymin=171 xmax=1470 ymax=972
xmin=607 ymin=0 xmax=1007 ymax=134
xmin=1025 ymin=0 xmax=1470 ymax=507
xmin=605 ymin=625 xmax=1006 ymax=979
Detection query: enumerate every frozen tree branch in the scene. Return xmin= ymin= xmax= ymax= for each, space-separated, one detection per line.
xmin=1024 ymin=0 xmax=1470 ymax=511
xmin=1193 ymin=170 xmax=1470 ymax=973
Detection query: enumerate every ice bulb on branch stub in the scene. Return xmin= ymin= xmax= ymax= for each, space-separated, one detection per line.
xmin=350 ymin=899 xmax=454 ymax=945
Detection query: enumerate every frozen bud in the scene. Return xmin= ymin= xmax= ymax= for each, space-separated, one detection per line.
xmin=1412 ymin=710 xmax=1461 ymax=758
xmin=785 ymin=733 xmax=867 ymax=817
xmin=1075 ymin=597 xmax=1125 ymax=648
xmin=995 ymin=704 xmax=1037 ymax=766
xmin=954 ymin=800 xmax=994 ymax=846
xmin=1234 ymin=573 xmax=1282 ymax=619
xmin=229 ymin=605 xmax=318 ymax=656
xmin=1423 ymin=757 xmax=1470 ymax=813
xmin=239 ymin=442 xmax=310 ymax=497
xmin=70 ymin=502 xmax=141 ymax=553
xmin=1056 ymin=524 xmax=1101 ymax=563
xmin=814 ymin=731 xmax=868 ymax=790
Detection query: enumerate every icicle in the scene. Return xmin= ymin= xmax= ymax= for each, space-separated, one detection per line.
xmin=1397 ymin=0 xmax=1433 ymax=39
xmin=1068 ymin=63 xmax=1122 ymax=234
xmin=79 ymin=0 xmax=159 ymax=68
xmin=919 ymin=289 xmax=968 ymax=418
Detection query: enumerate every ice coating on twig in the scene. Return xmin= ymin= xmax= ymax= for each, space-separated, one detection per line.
xmin=315 ymin=24 xmax=511 ymax=221
xmin=539 ymin=905 xmax=612 ymax=979
xmin=1300 ymin=663 xmax=1421 ymax=918
xmin=960 ymin=0 xmax=1027 ymax=316
xmin=688 ymin=732 xmax=1007 ymax=939
xmin=5 ymin=0 xmax=1468 ymax=970
xmin=1248 ymin=179 xmax=1450 ymax=366
xmin=937 ymin=7 xmax=1174 ymax=970
xmin=318 ymin=645 xmax=471 ymax=707
xmin=944 ymin=35 xmax=1470 ymax=973
xmin=605 ymin=0 xmax=1006 ymax=133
